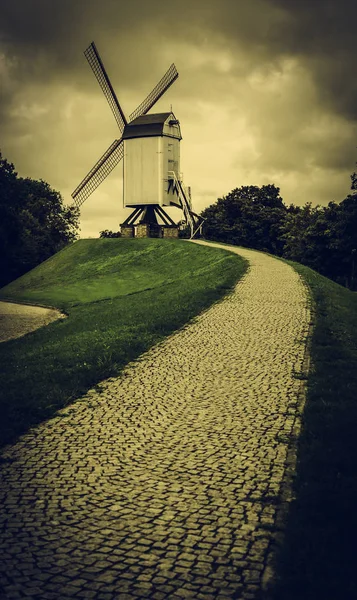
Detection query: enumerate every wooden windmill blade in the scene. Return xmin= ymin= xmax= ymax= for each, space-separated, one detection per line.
xmin=129 ymin=64 xmax=179 ymax=122
xmin=71 ymin=139 xmax=124 ymax=207
xmin=84 ymin=42 xmax=127 ymax=134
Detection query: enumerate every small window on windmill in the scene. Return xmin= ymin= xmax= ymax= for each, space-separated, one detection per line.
xmin=167 ymin=142 xmax=173 ymax=163
xmin=168 ymin=141 xmax=174 ymax=164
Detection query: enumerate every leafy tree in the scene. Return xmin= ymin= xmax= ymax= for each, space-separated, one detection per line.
xmin=0 ymin=155 xmax=20 ymax=283
xmin=201 ymin=184 xmax=287 ymax=254
xmin=281 ymin=174 xmax=357 ymax=288
xmin=0 ymin=151 xmax=79 ymax=287
xmin=281 ymin=203 xmax=330 ymax=273
xmin=326 ymin=195 xmax=357 ymax=288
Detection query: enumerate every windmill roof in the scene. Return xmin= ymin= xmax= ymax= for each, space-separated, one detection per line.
xmin=130 ymin=113 xmax=172 ymax=126
xmin=122 ymin=112 xmax=181 ymax=140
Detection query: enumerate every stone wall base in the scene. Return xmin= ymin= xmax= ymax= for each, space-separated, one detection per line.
xmin=162 ymin=227 xmax=179 ymax=238
xmin=120 ymin=224 xmax=178 ymax=239
xmin=120 ymin=225 xmax=134 ymax=238
xmin=135 ymin=224 xmax=163 ymax=238
xmin=135 ymin=224 xmax=150 ymax=238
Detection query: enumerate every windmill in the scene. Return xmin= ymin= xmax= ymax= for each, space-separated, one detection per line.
xmin=72 ymin=42 xmax=204 ymax=239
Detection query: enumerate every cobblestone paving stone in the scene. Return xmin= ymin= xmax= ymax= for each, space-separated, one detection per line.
xmin=0 ymin=301 xmax=65 ymax=343
xmin=0 ymin=243 xmax=311 ymax=599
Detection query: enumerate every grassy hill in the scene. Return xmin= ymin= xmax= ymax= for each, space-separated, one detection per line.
xmin=0 ymin=237 xmax=242 ymax=308
xmin=0 ymin=238 xmax=247 ymax=447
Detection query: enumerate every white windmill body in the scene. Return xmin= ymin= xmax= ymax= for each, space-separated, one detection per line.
xmin=122 ymin=113 xmax=181 ymax=208
xmin=71 ymin=42 xmax=203 ymax=238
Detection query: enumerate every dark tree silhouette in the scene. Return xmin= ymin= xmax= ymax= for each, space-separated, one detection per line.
xmin=201 ymin=184 xmax=287 ymax=255
xmin=0 ymin=151 xmax=79 ymax=287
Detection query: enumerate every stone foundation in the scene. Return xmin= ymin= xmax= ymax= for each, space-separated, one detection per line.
xmin=135 ymin=224 xmax=150 ymax=238
xmin=135 ymin=224 xmax=163 ymax=238
xmin=120 ymin=225 xmax=134 ymax=238
xmin=162 ymin=226 xmax=179 ymax=238
xmin=121 ymin=223 xmax=178 ymax=238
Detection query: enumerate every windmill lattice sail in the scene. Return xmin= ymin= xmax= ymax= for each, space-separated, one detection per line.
xmin=72 ymin=140 xmax=124 ymax=207
xmin=84 ymin=42 xmax=127 ymax=134
xmin=129 ymin=64 xmax=178 ymax=122
xmin=72 ymin=44 xmax=179 ymax=208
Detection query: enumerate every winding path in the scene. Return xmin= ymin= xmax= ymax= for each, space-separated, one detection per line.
xmin=0 ymin=243 xmax=311 ymax=600
xmin=0 ymin=301 xmax=65 ymax=343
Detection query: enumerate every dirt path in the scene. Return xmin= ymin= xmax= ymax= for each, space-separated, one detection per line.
xmin=0 ymin=301 xmax=65 ymax=343
xmin=0 ymin=243 xmax=311 ymax=599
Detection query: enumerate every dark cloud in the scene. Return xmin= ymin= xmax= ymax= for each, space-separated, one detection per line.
xmin=1 ymin=0 xmax=356 ymax=118
xmin=0 ymin=0 xmax=356 ymax=236
xmin=268 ymin=0 xmax=357 ymax=119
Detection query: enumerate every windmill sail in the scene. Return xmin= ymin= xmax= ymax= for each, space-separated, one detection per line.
xmin=129 ymin=64 xmax=178 ymax=122
xmin=84 ymin=42 xmax=127 ymax=134
xmin=72 ymin=139 xmax=124 ymax=207
xmin=72 ymin=44 xmax=179 ymax=211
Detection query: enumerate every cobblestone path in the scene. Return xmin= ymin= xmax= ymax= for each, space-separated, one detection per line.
xmin=0 ymin=301 xmax=65 ymax=343
xmin=0 ymin=243 xmax=311 ymax=600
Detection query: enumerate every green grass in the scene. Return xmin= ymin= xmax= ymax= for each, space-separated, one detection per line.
xmin=0 ymin=238 xmax=247 ymax=449
xmin=272 ymin=262 xmax=357 ymax=600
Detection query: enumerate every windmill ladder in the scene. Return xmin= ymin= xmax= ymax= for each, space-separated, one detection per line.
xmin=168 ymin=170 xmax=204 ymax=239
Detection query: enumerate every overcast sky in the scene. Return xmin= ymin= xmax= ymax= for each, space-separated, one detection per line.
xmin=1 ymin=0 xmax=356 ymax=237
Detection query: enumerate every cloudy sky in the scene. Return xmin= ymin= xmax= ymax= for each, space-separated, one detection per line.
xmin=1 ymin=0 xmax=356 ymax=237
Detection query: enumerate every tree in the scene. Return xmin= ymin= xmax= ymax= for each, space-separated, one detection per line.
xmin=326 ymin=195 xmax=357 ymax=288
xmin=281 ymin=170 xmax=357 ymax=289
xmin=201 ymin=184 xmax=287 ymax=254
xmin=281 ymin=203 xmax=326 ymax=268
xmin=0 ymin=151 xmax=80 ymax=287
xmin=0 ymin=155 xmax=20 ymax=282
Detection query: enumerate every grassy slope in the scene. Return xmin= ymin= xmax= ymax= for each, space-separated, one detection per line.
xmin=272 ymin=262 xmax=357 ymax=600
xmin=0 ymin=238 xmax=247 ymax=448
